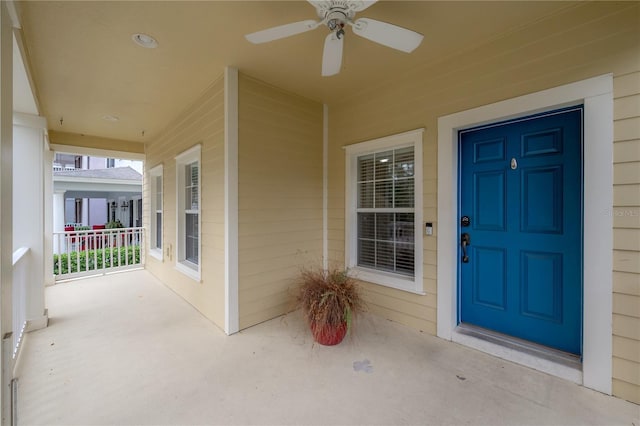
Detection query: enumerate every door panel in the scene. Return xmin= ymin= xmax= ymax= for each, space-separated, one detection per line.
xmin=521 ymin=128 xmax=563 ymax=157
xmin=472 ymin=247 xmax=507 ymax=310
xmin=521 ymin=166 xmax=563 ymax=233
xmin=520 ymin=251 xmax=562 ymax=322
xmin=459 ymin=107 xmax=582 ymax=355
xmin=474 ymin=172 xmax=506 ymax=231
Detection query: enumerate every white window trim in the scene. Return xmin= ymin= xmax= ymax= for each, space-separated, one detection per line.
xmin=345 ymin=128 xmax=424 ymax=294
xmin=175 ymin=144 xmax=201 ymax=282
xmin=437 ymin=74 xmax=613 ymax=395
xmin=148 ymin=164 xmax=163 ymax=261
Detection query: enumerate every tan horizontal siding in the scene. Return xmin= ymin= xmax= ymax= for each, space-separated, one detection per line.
xmin=614 ymin=139 xmax=640 ymax=164
xmin=239 ymin=251 xmax=319 ymax=279
xmin=614 ymin=250 xmax=640 ymax=274
xmin=240 ymin=288 xmax=292 ymax=315
xmin=327 ymin=1 xmax=639 ymax=403
xmin=614 ymin=314 xmax=640 ymax=341
xmin=237 ymin=73 xmax=323 ymax=330
xmin=613 ymin=272 xmax=640 ymax=296
xmin=612 ymin=69 xmax=640 ymax=405
xmin=613 ymin=357 xmax=640 ymax=386
xmin=614 ymin=72 xmax=640 ymax=98
xmin=144 ymin=75 xmax=226 ymax=330
xmin=239 ymin=230 xmax=321 ymax=251
xmin=612 ymin=207 xmax=640 ymax=229
xmin=615 ymin=95 xmax=640 ymax=121
xmin=613 ymin=293 xmax=640 ymax=319
xmin=612 ymin=379 xmax=640 ymax=405
xmin=613 ymin=229 xmax=640 ymax=251
xmin=614 ymin=117 xmax=640 ymax=142
xmin=614 ymin=163 xmax=640 ymax=185
xmin=613 ymin=185 xmax=640 ymax=207
xmin=238 ymin=268 xmax=300 ymax=296
xmin=613 ymin=335 xmax=640 ymax=363
xmin=239 ymin=196 xmax=321 ymax=210
xmin=612 ymin=70 xmax=640 ymax=404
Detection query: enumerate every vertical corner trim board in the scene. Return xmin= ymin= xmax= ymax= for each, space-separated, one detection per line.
xmin=224 ymin=67 xmax=239 ymax=335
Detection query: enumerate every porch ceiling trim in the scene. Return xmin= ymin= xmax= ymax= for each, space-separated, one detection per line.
xmin=53 ymin=178 xmax=141 ymax=194
xmin=49 ymin=130 xmax=144 ymax=160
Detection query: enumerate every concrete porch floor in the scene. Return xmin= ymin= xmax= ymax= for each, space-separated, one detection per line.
xmin=17 ymin=270 xmax=638 ymax=425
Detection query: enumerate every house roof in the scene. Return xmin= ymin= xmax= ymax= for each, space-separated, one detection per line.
xmin=14 ymin=1 xmax=583 ymax=143
xmin=53 ymin=166 xmax=142 ymax=181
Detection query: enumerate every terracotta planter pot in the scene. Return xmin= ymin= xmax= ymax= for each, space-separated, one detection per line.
xmin=310 ymin=321 xmax=348 ymax=346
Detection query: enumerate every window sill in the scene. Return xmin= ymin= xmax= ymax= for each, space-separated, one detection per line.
xmin=175 ymin=261 xmax=201 ymax=282
xmin=349 ymin=267 xmax=425 ymax=295
xmin=148 ymin=249 xmax=163 ymax=261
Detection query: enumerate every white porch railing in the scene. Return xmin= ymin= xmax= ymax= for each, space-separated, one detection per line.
xmin=53 ymin=227 xmax=144 ymax=281
xmin=12 ymin=247 xmax=30 ymax=359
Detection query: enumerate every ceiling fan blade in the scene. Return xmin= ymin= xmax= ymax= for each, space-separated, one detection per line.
xmin=245 ymin=20 xmax=319 ymax=44
xmin=352 ymin=18 xmax=423 ymax=53
xmin=353 ymin=1 xmax=378 ymax=12
xmin=322 ymin=33 xmax=344 ymax=77
xmin=307 ymin=0 xmax=327 ymax=11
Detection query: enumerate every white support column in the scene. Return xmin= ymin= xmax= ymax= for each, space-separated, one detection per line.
xmin=0 ymin=3 xmax=13 ymax=425
xmin=13 ymin=113 xmax=48 ymax=332
xmin=53 ymin=190 xmax=65 ymax=254
xmin=44 ymin=150 xmax=54 ymax=285
xmin=82 ymin=197 xmax=88 ymax=226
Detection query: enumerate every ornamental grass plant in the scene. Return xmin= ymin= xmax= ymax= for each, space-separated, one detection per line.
xmin=296 ymin=267 xmax=365 ymax=343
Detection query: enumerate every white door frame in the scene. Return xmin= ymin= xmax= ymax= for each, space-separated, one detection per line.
xmin=436 ymin=74 xmax=613 ymax=395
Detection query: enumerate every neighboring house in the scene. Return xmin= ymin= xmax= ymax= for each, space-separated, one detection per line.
xmin=52 ymin=155 xmax=142 ymax=229
xmin=2 ymin=0 xmax=638 ymax=409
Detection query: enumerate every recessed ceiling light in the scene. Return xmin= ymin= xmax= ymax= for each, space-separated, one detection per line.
xmin=132 ymin=33 xmax=158 ymax=49
xmin=102 ymin=115 xmax=119 ymax=122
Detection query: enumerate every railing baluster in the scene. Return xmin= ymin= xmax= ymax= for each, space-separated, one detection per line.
xmin=125 ymin=228 xmax=130 ymax=266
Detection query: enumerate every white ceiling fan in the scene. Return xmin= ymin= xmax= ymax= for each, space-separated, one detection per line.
xmin=245 ymin=0 xmax=424 ymax=77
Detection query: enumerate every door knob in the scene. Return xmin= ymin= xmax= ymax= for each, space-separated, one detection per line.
xmin=461 ymin=233 xmax=470 ymax=263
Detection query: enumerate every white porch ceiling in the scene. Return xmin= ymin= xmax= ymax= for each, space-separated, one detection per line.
xmin=17 ymin=1 xmax=580 ymax=143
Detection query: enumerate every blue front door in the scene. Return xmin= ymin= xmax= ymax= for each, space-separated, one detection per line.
xmin=459 ymin=107 xmax=583 ymax=355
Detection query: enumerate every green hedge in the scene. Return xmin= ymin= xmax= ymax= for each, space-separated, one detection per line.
xmin=54 ymin=246 xmax=141 ymax=275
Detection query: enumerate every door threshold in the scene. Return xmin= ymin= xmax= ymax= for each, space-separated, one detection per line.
xmin=452 ymin=323 xmax=582 ymax=384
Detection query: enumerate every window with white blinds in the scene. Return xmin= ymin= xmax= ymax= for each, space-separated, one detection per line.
xmin=346 ymin=129 xmax=423 ymax=293
xmin=357 ymin=146 xmax=415 ymax=276
xmin=184 ymin=162 xmax=199 ymax=265
xmin=149 ymin=164 xmax=163 ymax=260
xmin=155 ymin=176 xmax=162 ymax=248
xmin=175 ymin=145 xmax=201 ymax=281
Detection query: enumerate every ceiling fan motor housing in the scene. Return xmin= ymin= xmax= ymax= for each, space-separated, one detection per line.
xmin=315 ymin=1 xmax=357 ymax=24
